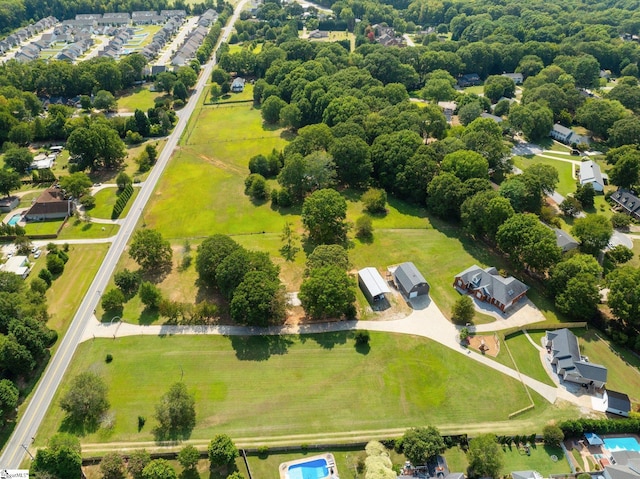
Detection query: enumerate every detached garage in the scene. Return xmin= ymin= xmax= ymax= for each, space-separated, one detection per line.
xmin=605 ymin=390 xmax=631 ymax=417
xmin=393 ymin=262 xmax=429 ymax=298
xmin=358 ymin=267 xmax=391 ymax=304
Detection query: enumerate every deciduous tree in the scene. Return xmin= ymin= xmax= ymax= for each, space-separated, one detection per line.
xmin=401 ymin=427 xmax=446 ymax=466
xmin=154 ymin=382 xmax=196 ymax=439
xmin=59 ymin=372 xmax=109 ymax=425
xmin=208 ymin=434 xmax=238 ymax=470
xmin=468 ymin=434 xmax=503 ymax=479
xmin=302 ymin=189 xmax=348 ymax=245
xmin=129 ymin=229 xmax=172 ymax=271
xmin=572 ymin=214 xmax=613 ymax=256
xmin=299 ymin=265 xmax=355 ymax=319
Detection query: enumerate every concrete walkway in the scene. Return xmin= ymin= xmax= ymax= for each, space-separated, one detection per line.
xmin=83 ymin=295 xmax=560 ymax=404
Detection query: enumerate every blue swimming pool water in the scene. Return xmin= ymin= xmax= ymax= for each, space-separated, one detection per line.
xmin=288 ymin=458 xmax=329 ymax=479
xmin=604 ymin=437 xmax=640 ymax=452
xmin=7 ymin=214 xmax=20 ymax=226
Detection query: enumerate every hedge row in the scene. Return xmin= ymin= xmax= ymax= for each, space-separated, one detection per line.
xmin=560 ymin=418 xmax=640 ymax=436
xmin=111 ymin=184 xmax=134 ymax=219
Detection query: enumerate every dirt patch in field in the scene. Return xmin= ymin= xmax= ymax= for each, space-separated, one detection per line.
xmin=468 ymin=334 xmax=500 ymax=357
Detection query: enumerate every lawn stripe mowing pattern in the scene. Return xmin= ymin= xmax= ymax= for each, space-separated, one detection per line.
xmin=37 ymin=333 xmax=549 ymax=445
xmin=504 ymin=332 xmax=555 ymax=386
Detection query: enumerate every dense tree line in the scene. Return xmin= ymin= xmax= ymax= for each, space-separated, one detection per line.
xmin=0 ymin=271 xmax=57 ymax=429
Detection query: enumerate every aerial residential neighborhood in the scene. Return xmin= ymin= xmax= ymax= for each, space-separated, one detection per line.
xmin=1 ymin=0 xmax=640 ymax=477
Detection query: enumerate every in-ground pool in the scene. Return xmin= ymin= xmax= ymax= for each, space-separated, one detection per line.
xmin=604 ymin=437 xmax=640 ymax=452
xmin=288 ymin=458 xmax=329 ymax=479
xmin=7 ymin=214 xmax=21 ymax=226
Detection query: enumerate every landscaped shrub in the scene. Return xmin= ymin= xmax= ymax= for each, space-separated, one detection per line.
xmin=105 ymin=354 xmax=113 ymax=363
xmin=80 ymin=195 xmax=96 ymax=209
xmin=111 ymin=183 xmax=134 ymax=219
xmin=46 ymin=254 xmax=64 ymax=276
xmin=38 ymin=268 xmax=53 ymax=286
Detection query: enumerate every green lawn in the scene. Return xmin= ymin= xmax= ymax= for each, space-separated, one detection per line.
xmin=444 ymin=446 xmax=469 ymax=473
xmin=36 ymin=332 xmax=574 ymax=447
xmin=145 ymin=103 xmax=289 ymax=239
xmin=504 ymin=332 xmax=555 ymax=386
xmin=56 ymin=219 xmax=119 ymax=240
xmin=24 ymin=219 xmax=64 ymax=236
xmin=512 ymin=156 xmax=576 ymax=196
xmin=501 ymin=444 xmax=570 ymax=476
xmin=212 ymin=82 xmax=254 ymax=103
xmin=117 ymin=86 xmax=162 ymax=112
xmin=90 ymin=187 xmax=139 ymax=219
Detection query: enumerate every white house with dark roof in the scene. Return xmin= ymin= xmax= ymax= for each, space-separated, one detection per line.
xmin=502 ymin=72 xmax=523 ymax=84
xmin=454 ymin=265 xmax=528 ymax=312
xmin=550 ymin=124 xmax=590 ymax=146
xmin=610 ymin=189 xmax=640 ymax=220
xmin=545 ymin=328 xmax=607 ymax=390
xmin=579 ymin=159 xmax=606 ymax=192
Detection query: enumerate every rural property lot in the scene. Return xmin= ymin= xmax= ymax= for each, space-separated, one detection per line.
xmin=35 ymin=333 xmax=578 ymax=447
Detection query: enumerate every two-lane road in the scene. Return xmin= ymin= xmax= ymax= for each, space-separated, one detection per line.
xmin=0 ymin=0 xmax=249 ymax=468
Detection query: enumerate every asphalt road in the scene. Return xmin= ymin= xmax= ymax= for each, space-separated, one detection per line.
xmin=0 ymin=1 xmax=248 ymax=468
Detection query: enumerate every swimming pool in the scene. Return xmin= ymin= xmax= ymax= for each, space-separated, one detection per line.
xmin=7 ymin=214 xmax=21 ymax=226
xmin=604 ymin=437 xmax=640 ymax=452
xmin=288 ymin=458 xmax=329 ymax=479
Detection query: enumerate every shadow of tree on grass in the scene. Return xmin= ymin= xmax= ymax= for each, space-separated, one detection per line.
xmin=227 ymin=335 xmax=293 ymax=361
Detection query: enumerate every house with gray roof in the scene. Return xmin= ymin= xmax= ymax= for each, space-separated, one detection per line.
xmin=481 ymin=112 xmax=503 ymax=123
xmin=610 ymin=189 xmax=640 ymax=220
xmin=454 ymin=265 xmax=528 ymax=312
xmin=99 ymin=12 xmax=131 ymax=25
xmin=545 ymin=328 xmax=607 ymax=390
xmin=603 ymin=451 xmax=640 ymax=479
xmin=579 ymin=159 xmax=606 ymax=192
xmin=550 ymin=123 xmax=590 ymax=145
xmin=393 ymin=262 xmax=429 ymax=298
xmin=512 ymin=471 xmax=543 ymax=479
xmin=553 ymin=227 xmax=579 ymax=252
xmin=604 ymin=390 xmax=631 ymax=417
xmin=358 ymin=267 xmax=391 ymax=304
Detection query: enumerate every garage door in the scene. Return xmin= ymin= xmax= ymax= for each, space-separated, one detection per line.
xmin=409 ymin=291 xmax=418 ymax=299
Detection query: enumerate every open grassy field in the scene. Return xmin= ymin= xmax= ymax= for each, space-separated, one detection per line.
xmin=36 ymin=332 xmax=577 ymax=447
xmin=90 ymin=187 xmax=140 ymax=219
xmin=211 ymin=82 xmax=254 ymax=103
xmin=504 ymin=332 xmax=555 ymax=386
xmin=144 ymin=103 xmax=289 ymax=238
xmin=117 ymin=86 xmax=162 ymax=112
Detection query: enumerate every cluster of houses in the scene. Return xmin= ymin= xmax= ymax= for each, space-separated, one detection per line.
xmin=0 ymin=16 xmax=58 ymax=56
xmin=13 ymin=22 xmax=96 ymax=63
xmin=170 ymin=9 xmax=218 ymax=67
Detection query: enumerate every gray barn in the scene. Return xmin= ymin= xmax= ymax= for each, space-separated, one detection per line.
xmin=393 ymin=262 xmax=429 ymax=298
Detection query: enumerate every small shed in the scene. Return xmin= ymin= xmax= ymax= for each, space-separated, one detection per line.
xmin=358 ymin=267 xmax=391 ymax=304
xmin=605 ymin=390 xmax=631 ymax=417
xmin=231 ymin=77 xmax=245 ymax=92
xmin=393 ymin=262 xmax=429 ymax=298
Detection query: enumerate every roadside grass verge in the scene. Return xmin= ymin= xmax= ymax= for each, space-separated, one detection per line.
xmin=90 ymin=187 xmax=139 ymax=219
xmin=35 ymin=332 xmax=561 ymax=446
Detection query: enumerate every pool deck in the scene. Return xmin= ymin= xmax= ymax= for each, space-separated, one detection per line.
xmin=279 ymin=453 xmax=339 ymax=479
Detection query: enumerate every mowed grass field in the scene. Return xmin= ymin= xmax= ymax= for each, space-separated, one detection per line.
xmin=36 ymin=332 xmax=573 ymax=446
xmin=117 ymin=86 xmax=162 ymax=112
xmin=512 ymin=155 xmax=576 ymax=196
xmin=144 ymin=103 xmax=290 ymax=238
